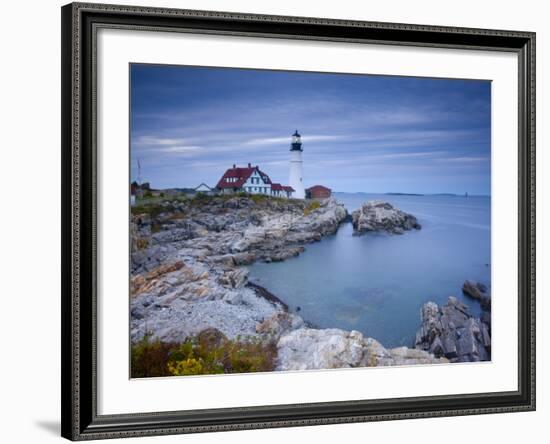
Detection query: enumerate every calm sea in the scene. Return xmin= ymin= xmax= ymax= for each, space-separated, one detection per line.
xmin=248 ymin=193 xmax=491 ymax=348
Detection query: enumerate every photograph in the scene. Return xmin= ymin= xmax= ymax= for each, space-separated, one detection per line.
xmin=129 ymin=64 xmax=492 ymax=378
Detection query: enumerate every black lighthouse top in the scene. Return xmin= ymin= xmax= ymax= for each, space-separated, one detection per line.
xmin=290 ymin=130 xmax=303 ymax=151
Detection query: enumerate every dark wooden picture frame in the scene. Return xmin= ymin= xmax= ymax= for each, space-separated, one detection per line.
xmin=61 ymin=2 xmax=536 ymax=440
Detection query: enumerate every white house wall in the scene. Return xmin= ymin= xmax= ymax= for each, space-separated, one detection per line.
xmin=219 ymin=168 xmax=292 ymax=198
xmin=243 ymin=170 xmax=271 ymax=195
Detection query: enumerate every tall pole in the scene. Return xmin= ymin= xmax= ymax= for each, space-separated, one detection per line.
xmin=136 ymin=158 xmax=143 ymax=198
xmin=137 ymin=158 xmax=142 ymax=185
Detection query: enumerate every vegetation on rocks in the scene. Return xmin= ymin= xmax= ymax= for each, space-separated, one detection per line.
xmin=131 ymin=203 xmax=166 ymax=218
xmin=131 ymin=335 xmax=178 ymax=378
xmin=131 ymin=329 xmax=277 ymax=378
xmin=303 ymin=200 xmax=321 ymax=216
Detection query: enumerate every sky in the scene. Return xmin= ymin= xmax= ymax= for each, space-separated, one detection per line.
xmin=130 ymin=64 xmax=491 ymax=195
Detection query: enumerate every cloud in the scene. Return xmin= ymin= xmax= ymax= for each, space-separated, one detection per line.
xmin=134 ymin=136 xmax=191 ymax=146
xmin=439 ymin=156 xmax=489 ymax=163
xmin=244 ymin=134 xmax=345 ymax=147
xmin=367 ymin=151 xmax=448 ymax=160
xmin=130 ymin=65 xmax=491 ymax=193
xmin=157 ymin=145 xmax=202 ymax=154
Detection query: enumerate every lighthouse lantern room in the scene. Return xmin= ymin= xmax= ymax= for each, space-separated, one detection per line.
xmin=288 ymin=130 xmax=305 ymax=199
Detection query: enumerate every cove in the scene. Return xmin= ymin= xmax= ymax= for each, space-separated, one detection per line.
xmin=248 ymin=192 xmax=491 ymax=348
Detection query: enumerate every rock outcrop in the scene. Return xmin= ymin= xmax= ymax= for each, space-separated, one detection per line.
xmin=130 ymin=196 xmax=348 ymax=344
xmin=414 ymin=296 xmax=491 ymax=362
xmin=129 ymin=259 xmax=283 ymax=343
xmin=131 ymin=196 xmax=347 ymax=274
xmin=351 ymin=200 xmax=421 ymax=235
xmin=276 ymin=328 xmax=447 ymax=371
xmin=462 ymin=280 xmax=491 ymax=312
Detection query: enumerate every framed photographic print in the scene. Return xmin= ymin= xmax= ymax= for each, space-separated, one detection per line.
xmin=61 ymin=2 xmax=536 ymax=440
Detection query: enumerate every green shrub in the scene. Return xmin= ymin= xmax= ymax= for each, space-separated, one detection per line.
xmin=168 ymin=330 xmax=277 ymax=376
xmin=131 ymin=334 xmax=178 ymax=378
xmin=303 ymin=200 xmax=321 ymax=216
xmin=167 ymin=211 xmax=186 ymax=221
xmin=188 ymin=192 xmax=213 ymax=207
xmin=135 ymin=238 xmax=149 ymax=250
xmin=131 ymin=203 xmax=165 ymax=218
xmin=130 ymin=329 xmax=277 ymax=378
xmin=193 ymin=192 xmax=209 ymax=201
xmin=150 ymin=223 xmax=162 ymax=233
xmin=250 ymin=194 xmax=269 ymax=204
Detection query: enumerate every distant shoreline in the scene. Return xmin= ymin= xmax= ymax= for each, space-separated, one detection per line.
xmin=137 ymin=187 xmax=491 ymax=199
xmin=333 ymin=191 xmax=491 ymax=197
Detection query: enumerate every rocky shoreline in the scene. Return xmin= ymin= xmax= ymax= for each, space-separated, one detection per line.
xmin=130 ymin=196 xmax=348 ymax=345
xmin=130 ymin=195 xmax=489 ymax=373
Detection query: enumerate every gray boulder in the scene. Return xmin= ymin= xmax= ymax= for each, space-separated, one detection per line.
xmin=276 ymin=327 xmax=447 ymax=371
xmin=462 ymin=280 xmax=491 ymax=311
xmin=415 ymin=296 xmax=491 ymax=362
xmin=351 ymin=201 xmax=421 ymax=235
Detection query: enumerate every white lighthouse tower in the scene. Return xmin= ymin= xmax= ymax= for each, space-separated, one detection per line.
xmin=288 ymin=130 xmax=305 ymax=199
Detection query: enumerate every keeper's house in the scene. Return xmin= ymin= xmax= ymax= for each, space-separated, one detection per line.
xmin=216 ymin=163 xmax=294 ymax=198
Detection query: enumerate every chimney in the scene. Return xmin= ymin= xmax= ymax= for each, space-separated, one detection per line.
xmin=233 ymin=164 xmax=236 ymax=169
xmin=248 ymin=163 xmax=251 ymax=168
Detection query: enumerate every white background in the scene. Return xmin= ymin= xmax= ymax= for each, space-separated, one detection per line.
xmin=0 ymin=0 xmax=546 ymax=443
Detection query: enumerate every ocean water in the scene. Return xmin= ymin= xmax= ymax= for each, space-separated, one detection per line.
xmin=247 ymin=193 xmax=491 ymax=348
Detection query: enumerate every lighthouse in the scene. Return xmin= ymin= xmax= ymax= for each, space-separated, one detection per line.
xmin=288 ymin=130 xmax=305 ymax=199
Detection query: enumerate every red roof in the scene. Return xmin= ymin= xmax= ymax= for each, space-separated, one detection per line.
xmin=216 ymin=165 xmax=273 ymax=189
xmin=306 ymin=185 xmax=331 ymax=193
xmin=272 ymin=184 xmax=294 ymax=193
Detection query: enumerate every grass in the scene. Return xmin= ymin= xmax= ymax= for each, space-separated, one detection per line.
xmin=303 ymin=200 xmax=321 ymax=216
xmin=131 ymin=335 xmax=179 ymax=378
xmin=135 ymin=238 xmax=149 ymax=250
xmin=132 ymin=192 xmax=303 ymax=219
xmin=166 ymin=211 xmax=186 ymax=221
xmin=150 ymin=223 xmax=163 ymax=234
xmin=131 ymin=202 xmax=166 ymax=218
xmin=136 ymin=195 xmax=165 ymax=205
xmin=131 ymin=330 xmax=277 ymax=378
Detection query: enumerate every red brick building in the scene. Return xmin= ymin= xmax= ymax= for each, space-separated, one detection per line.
xmin=306 ymin=185 xmax=332 ymax=199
